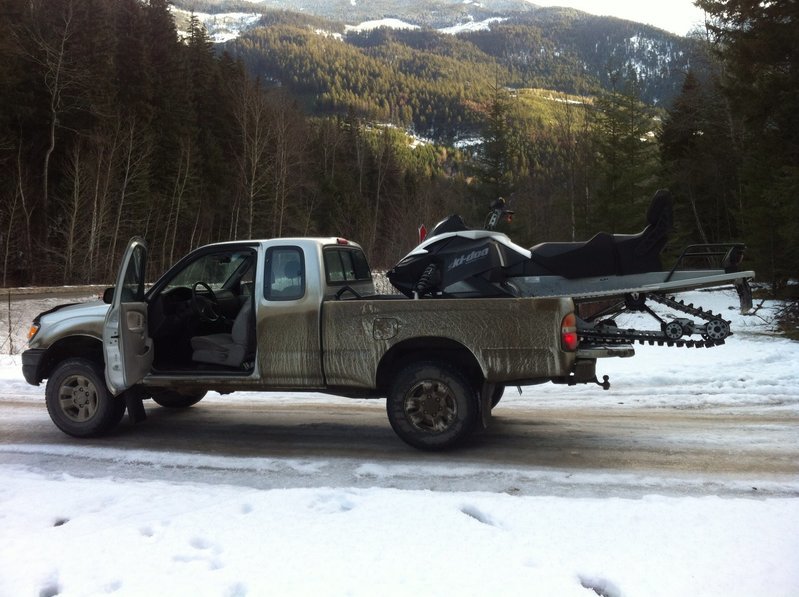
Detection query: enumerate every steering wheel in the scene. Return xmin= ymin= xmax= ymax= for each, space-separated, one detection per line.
xmin=191 ymin=282 xmax=220 ymax=322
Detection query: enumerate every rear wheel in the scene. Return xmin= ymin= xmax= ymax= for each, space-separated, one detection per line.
xmin=45 ymin=358 xmax=126 ymax=437
xmin=387 ymin=362 xmax=478 ymax=450
xmin=149 ymin=389 xmax=206 ymax=408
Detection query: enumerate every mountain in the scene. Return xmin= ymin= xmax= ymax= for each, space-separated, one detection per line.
xmin=170 ymin=1 xmax=699 ymax=140
xmin=172 ymin=0 xmax=540 ymax=29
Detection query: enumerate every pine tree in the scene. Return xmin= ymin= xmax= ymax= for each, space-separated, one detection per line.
xmin=659 ymin=70 xmax=740 ymax=247
xmin=591 ymin=74 xmax=658 ymax=234
xmin=480 ymin=84 xmax=518 ymax=199
xmin=696 ymin=0 xmax=799 ymax=286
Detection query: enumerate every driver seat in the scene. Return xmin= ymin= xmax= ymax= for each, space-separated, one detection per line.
xmin=190 ymin=300 xmax=253 ymax=368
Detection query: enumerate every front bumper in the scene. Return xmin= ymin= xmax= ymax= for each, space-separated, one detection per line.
xmin=21 ymin=349 xmax=46 ymax=385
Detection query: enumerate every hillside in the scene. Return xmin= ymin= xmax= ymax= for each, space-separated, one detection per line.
xmin=172 ymin=0 xmax=539 ymax=28
xmin=173 ymin=2 xmax=697 ymax=107
xmin=220 ymin=9 xmax=694 ymax=140
xmin=464 ymin=13 xmax=695 ymax=105
xmin=228 ymin=23 xmax=507 ymax=139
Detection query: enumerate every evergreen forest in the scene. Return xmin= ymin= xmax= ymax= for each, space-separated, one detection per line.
xmin=0 ymin=0 xmax=796 ymax=292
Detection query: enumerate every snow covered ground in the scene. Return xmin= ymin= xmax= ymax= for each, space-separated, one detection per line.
xmin=1 ymin=288 xmax=798 ymax=596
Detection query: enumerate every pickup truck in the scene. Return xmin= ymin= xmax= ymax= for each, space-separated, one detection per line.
xmin=22 ymin=237 xmax=629 ymax=450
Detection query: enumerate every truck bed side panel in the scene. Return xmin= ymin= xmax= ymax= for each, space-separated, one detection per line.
xmin=321 ymin=297 xmax=575 ymax=389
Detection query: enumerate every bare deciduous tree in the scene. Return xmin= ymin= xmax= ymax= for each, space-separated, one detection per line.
xmin=231 ymin=78 xmax=272 ymax=239
xmin=165 ymin=137 xmax=192 ymax=267
xmin=267 ymin=90 xmax=308 ymax=238
xmin=108 ymin=116 xmax=152 ymax=273
xmin=22 ymin=0 xmax=87 ymax=220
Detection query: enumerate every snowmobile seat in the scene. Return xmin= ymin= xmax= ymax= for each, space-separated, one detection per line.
xmin=525 ymin=189 xmax=673 ymax=278
xmin=527 ymin=232 xmax=618 ymax=279
xmin=613 ymin=189 xmax=673 ymax=275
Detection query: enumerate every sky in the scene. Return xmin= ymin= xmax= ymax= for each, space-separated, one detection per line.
xmin=530 ymin=0 xmax=707 ymax=36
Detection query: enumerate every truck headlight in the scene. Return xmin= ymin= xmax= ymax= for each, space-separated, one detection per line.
xmin=27 ymin=323 xmax=40 ymax=342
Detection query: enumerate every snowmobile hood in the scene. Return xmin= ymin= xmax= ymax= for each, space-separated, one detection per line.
xmin=388 ymin=230 xmax=533 ymax=298
xmin=402 ymin=229 xmax=532 ymax=260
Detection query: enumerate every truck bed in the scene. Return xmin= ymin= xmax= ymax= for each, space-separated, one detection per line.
xmin=321 ymin=296 xmax=575 ymax=390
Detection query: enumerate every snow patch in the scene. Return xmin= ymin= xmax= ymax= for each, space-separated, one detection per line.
xmin=345 ymin=19 xmax=420 ymax=33
xmin=313 ymin=28 xmax=343 ymax=41
xmin=439 ymin=16 xmax=506 ymax=35
xmin=172 ymin=9 xmax=262 ymax=44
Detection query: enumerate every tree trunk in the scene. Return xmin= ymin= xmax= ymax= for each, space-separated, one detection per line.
xmin=2 ymin=184 xmax=20 ymax=288
xmin=168 ymin=139 xmax=191 ymax=265
xmin=37 ymin=1 xmax=77 ymax=245
xmin=63 ymin=144 xmax=83 ymax=283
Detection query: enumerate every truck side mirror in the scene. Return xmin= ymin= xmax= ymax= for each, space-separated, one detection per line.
xmin=102 ymin=287 xmax=115 ymax=304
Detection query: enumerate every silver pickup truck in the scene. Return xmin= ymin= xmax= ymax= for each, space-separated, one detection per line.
xmin=22 ymin=237 xmax=629 ymax=449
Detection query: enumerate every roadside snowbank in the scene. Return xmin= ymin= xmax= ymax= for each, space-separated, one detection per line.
xmin=1 ymin=471 xmax=797 ymax=597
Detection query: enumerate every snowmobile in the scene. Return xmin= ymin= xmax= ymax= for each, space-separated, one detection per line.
xmin=387 ymin=190 xmax=755 ymax=349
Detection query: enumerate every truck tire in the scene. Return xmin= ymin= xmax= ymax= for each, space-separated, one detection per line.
xmin=45 ymin=358 xmax=126 ymax=438
xmin=387 ymin=362 xmax=479 ymax=450
xmin=149 ymin=389 xmax=207 ymax=408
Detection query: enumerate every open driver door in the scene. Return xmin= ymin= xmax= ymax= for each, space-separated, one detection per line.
xmin=103 ymin=237 xmax=153 ymax=396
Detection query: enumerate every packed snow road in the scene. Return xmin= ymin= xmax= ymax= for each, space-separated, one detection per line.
xmin=1 ymin=394 xmax=797 ymax=498
xmin=1 ymin=287 xmax=798 ymax=498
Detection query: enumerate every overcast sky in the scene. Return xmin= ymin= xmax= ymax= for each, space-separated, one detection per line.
xmin=529 ymin=0 xmax=707 ymax=36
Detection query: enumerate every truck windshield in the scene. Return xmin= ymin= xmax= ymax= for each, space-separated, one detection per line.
xmin=166 ymin=251 xmax=253 ymax=291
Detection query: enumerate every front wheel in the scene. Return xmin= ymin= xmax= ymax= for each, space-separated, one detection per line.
xmin=386 ymin=362 xmax=478 ymax=450
xmin=45 ymin=358 xmax=126 ymax=437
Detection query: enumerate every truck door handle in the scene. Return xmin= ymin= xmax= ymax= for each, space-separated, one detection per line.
xmin=126 ymin=311 xmax=145 ymax=333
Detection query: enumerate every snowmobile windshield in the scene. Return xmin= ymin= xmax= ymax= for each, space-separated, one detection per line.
xmin=403 ymin=230 xmax=532 ymax=260
xmin=429 ymin=215 xmax=469 ymax=238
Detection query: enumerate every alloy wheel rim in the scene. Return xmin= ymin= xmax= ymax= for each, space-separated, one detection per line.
xmin=403 ymin=379 xmax=457 ymax=433
xmin=58 ymin=374 xmax=99 ymax=422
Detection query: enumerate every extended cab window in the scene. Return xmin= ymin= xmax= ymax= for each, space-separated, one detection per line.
xmin=324 ymin=248 xmax=371 ymax=284
xmin=265 ymin=247 xmax=305 ymax=301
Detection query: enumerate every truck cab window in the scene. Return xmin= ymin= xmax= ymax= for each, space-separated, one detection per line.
xmin=324 ymin=248 xmax=371 ymax=284
xmin=265 ymin=247 xmax=305 ymax=301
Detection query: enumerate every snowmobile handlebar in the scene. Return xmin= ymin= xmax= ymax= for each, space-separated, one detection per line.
xmin=484 ymin=197 xmax=514 ymax=231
